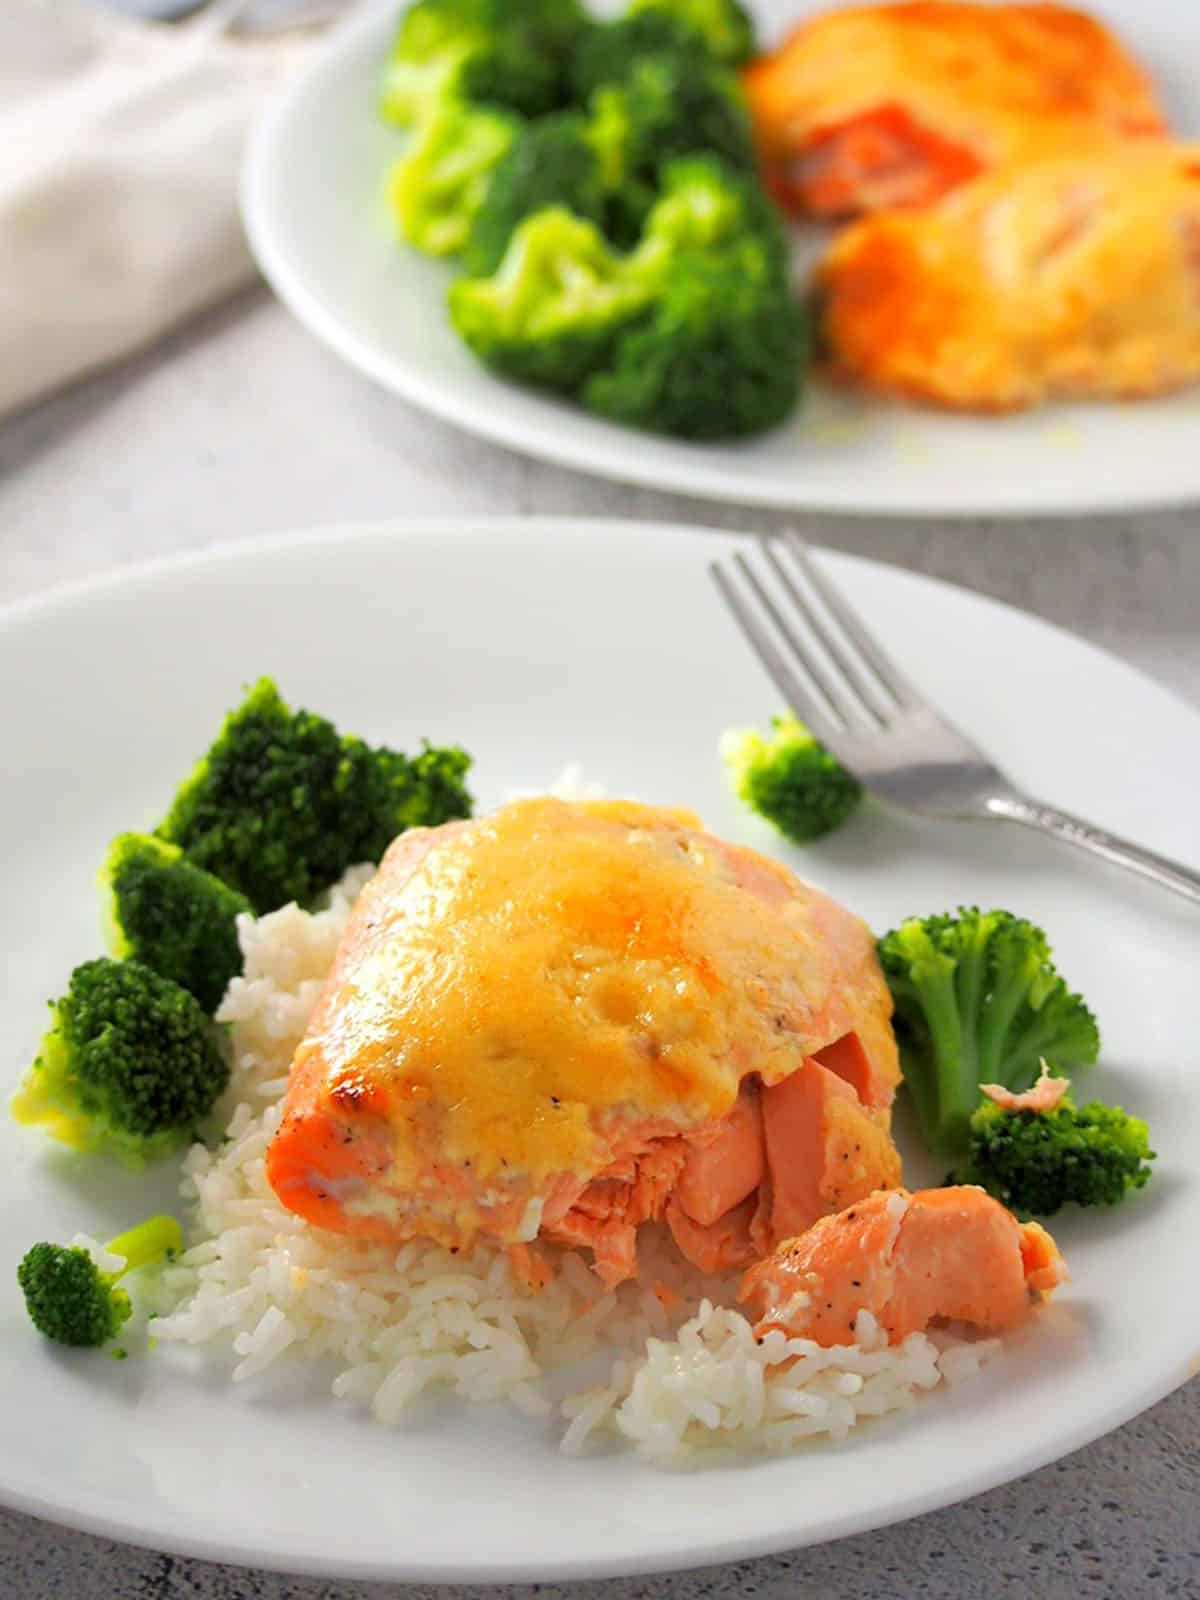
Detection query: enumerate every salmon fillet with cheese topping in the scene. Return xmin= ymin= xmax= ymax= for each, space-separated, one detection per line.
xmin=266 ymin=798 xmax=901 ymax=1284
xmin=819 ymin=140 xmax=1200 ymax=409
xmin=743 ymin=2 xmax=1166 ymax=218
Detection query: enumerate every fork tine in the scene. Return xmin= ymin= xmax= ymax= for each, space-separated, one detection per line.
xmin=732 ymin=550 xmax=870 ymax=731
xmin=782 ymin=534 xmax=922 ymax=708
xmin=762 ymin=540 xmax=891 ymax=727
xmin=709 ymin=562 xmax=849 ymax=752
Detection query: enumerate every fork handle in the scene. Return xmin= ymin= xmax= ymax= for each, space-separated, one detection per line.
xmin=987 ymin=794 xmax=1200 ymax=906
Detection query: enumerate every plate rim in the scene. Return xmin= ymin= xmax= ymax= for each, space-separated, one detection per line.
xmin=0 ymin=515 xmax=1197 ymax=1584
xmin=239 ymin=4 xmax=1200 ymax=521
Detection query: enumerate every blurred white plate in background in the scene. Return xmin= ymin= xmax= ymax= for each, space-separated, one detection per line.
xmin=242 ymin=0 xmax=1200 ymax=517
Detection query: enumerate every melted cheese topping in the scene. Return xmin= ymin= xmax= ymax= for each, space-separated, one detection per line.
xmin=293 ymin=799 xmax=861 ymax=1189
xmin=819 ymin=140 xmax=1200 ymax=408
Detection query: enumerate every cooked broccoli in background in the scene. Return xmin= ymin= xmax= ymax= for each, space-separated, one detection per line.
xmin=155 ymin=678 xmax=472 ymax=915
xmin=579 ymin=51 xmax=757 ymax=179
xmin=17 ymin=1216 xmax=183 ymax=1348
xmin=11 ymin=959 xmax=230 ymax=1163
xmin=450 ymin=208 xmax=654 ymax=391
xmin=721 ymin=715 xmax=862 ymax=844
xmin=629 ymin=155 xmax=790 ymax=280
xmin=877 ymin=910 xmax=1101 ymax=1162
xmin=381 ymin=0 xmax=587 ymax=127
xmin=627 ymin=0 xmax=756 ymax=65
xmin=584 ymin=244 xmax=805 ymax=438
xmin=584 ymin=158 xmax=804 ymax=438
xmin=388 ymin=98 xmax=518 ymax=257
xmin=382 ymin=0 xmax=805 ymax=441
xmin=452 ymin=155 xmax=807 ymax=436
xmin=461 ymin=111 xmax=609 ymax=277
xmin=956 ymin=1095 xmax=1155 ymax=1219
xmin=102 ymin=834 xmax=250 ymax=1015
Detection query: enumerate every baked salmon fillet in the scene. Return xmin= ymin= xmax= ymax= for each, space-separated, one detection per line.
xmin=740 ymin=1186 xmax=1067 ymax=1346
xmin=266 ymin=798 xmax=902 ymax=1284
xmin=743 ymin=2 xmax=1166 ymax=217
xmin=818 ymin=140 xmax=1200 ymax=409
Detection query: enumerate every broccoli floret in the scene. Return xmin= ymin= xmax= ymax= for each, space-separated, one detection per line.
xmin=630 ymin=153 xmax=790 ymax=281
xmin=381 ymin=0 xmax=587 ymax=127
xmin=17 ymin=1216 xmax=183 ymax=1348
xmin=627 ymin=0 xmax=756 ymax=66
xmin=588 ymin=52 xmax=757 ymax=179
xmin=11 ymin=960 xmax=230 ymax=1163
xmin=876 ymin=911 xmax=1101 ymax=1162
xmin=449 ymin=208 xmax=655 ymax=393
xmin=462 ymin=112 xmax=608 ymax=278
xmin=958 ymin=1097 xmax=1155 ymax=1218
xmin=388 ymin=98 xmax=518 ymax=258
xmin=722 ymin=715 xmax=862 ymax=843
xmin=570 ymin=14 xmax=709 ymax=100
xmin=102 ymin=834 xmax=250 ymax=1015
xmin=583 ymin=239 xmax=806 ymax=438
xmin=155 ymin=678 xmax=472 ymax=914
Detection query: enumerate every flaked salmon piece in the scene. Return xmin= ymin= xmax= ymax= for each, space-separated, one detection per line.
xmin=666 ymin=1192 xmax=759 ymax=1275
xmin=740 ymin=1186 xmax=1067 ymax=1347
xmin=980 ymin=1065 xmax=1071 ymax=1113
xmin=672 ymin=1079 xmax=764 ymax=1227
xmin=266 ymin=798 xmax=902 ymax=1284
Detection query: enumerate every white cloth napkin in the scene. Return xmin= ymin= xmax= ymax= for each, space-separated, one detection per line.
xmin=0 ymin=0 xmax=318 ymax=420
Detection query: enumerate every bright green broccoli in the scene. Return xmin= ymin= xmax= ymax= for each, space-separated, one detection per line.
xmin=722 ymin=715 xmax=862 ymax=843
xmin=629 ymin=153 xmax=790 ymax=281
xmin=876 ymin=911 xmax=1101 ymax=1162
xmin=570 ymin=13 xmax=710 ymax=99
xmin=102 ymin=833 xmax=250 ymax=1016
xmin=581 ymin=51 xmax=757 ymax=179
xmin=449 ymin=208 xmax=655 ymax=392
xmin=17 ymin=1216 xmax=183 ymax=1348
xmin=381 ymin=0 xmax=587 ymax=127
xmin=461 ymin=112 xmax=609 ymax=277
xmin=584 ymin=238 xmax=806 ymax=438
xmin=11 ymin=960 xmax=230 ymax=1163
xmin=627 ymin=0 xmax=756 ymax=65
xmin=154 ymin=678 xmax=472 ymax=915
xmin=957 ymin=1095 xmax=1155 ymax=1219
xmin=388 ymin=98 xmax=518 ymax=258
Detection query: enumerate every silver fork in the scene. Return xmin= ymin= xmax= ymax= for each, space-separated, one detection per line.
xmin=711 ymin=534 xmax=1200 ymax=906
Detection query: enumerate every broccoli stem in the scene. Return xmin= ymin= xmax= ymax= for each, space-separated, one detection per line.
xmin=912 ymin=963 xmax=979 ymax=1158
xmin=105 ymin=1216 xmax=184 ymax=1277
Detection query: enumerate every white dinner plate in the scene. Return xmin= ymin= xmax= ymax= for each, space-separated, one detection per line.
xmin=242 ymin=0 xmax=1200 ymax=518
xmin=0 ymin=519 xmax=1197 ymax=1582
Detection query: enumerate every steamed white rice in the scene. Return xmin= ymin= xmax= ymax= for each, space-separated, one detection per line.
xmin=150 ymin=800 xmax=999 ymax=1462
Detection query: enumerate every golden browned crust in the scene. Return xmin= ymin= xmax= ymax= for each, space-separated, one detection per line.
xmin=817 ymin=141 xmax=1200 ymax=409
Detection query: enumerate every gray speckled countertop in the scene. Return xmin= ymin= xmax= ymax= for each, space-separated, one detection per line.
xmin=1 ymin=288 xmax=1197 ymax=1599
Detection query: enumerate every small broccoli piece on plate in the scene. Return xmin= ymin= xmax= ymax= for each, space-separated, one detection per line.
xmin=155 ymin=678 xmax=472 ymax=914
xmin=11 ymin=960 xmax=230 ymax=1163
xmin=584 ymin=239 xmax=806 ymax=438
xmin=17 ymin=1216 xmax=183 ymax=1348
xmin=877 ymin=910 xmax=1101 ymax=1162
xmin=462 ymin=112 xmax=609 ymax=277
xmin=627 ymin=0 xmax=756 ymax=66
xmin=570 ymin=12 xmax=709 ymax=99
xmin=450 ymin=208 xmax=655 ymax=393
xmin=381 ymin=0 xmax=587 ymax=127
xmin=388 ymin=98 xmax=518 ymax=257
xmin=722 ymin=715 xmax=862 ymax=843
xmin=102 ymin=834 xmax=250 ymax=1015
xmin=958 ymin=1095 xmax=1155 ymax=1218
